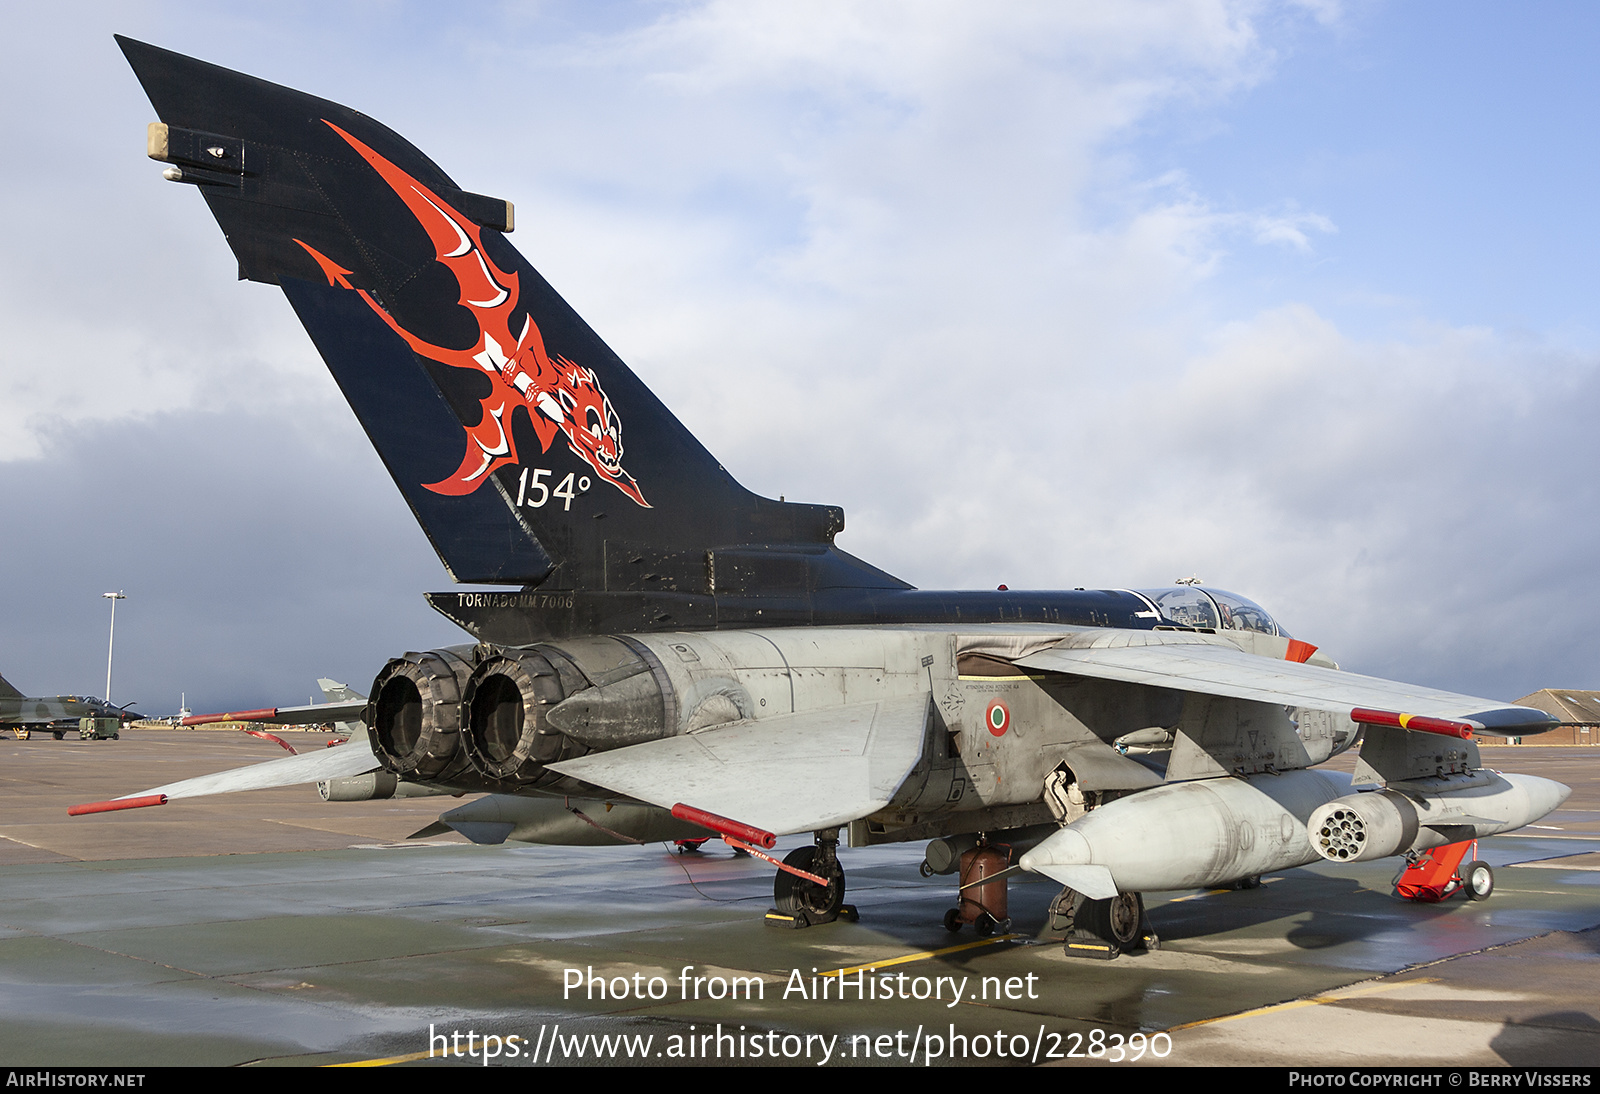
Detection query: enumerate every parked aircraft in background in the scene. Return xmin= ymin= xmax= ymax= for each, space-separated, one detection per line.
xmin=2 ymin=672 xmax=141 ymax=740
xmin=78 ymin=38 xmax=1569 ymax=955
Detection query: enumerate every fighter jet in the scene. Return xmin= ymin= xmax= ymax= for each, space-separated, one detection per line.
xmin=81 ymin=38 xmax=1570 ymax=954
xmin=1 ymin=672 xmax=140 ymax=739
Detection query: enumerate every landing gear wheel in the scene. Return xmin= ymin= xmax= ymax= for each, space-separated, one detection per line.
xmin=1086 ymin=891 xmax=1144 ymax=947
xmin=1057 ymin=887 xmax=1154 ymax=959
xmin=975 ymin=913 xmax=994 ymax=937
xmin=52 ymin=731 xmax=64 ymax=740
xmin=773 ymin=846 xmax=845 ymax=919
xmin=943 ymin=908 xmax=962 ymax=933
xmin=1464 ymin=860 xmax=1494 ymax=901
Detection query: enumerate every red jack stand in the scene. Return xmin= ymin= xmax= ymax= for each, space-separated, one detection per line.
xmin=1393 ymin=839 xmax=1494 ymax=902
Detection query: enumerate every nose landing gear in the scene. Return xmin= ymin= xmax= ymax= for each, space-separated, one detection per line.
xmin=1050 ymin=887 xmax=1156 ymax=959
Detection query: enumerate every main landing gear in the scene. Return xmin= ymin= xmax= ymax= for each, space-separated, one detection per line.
xmin=765 ymin=829 xmax=858 ymax=929
xmin=1050 ymin=887 xmax=1157 ymax=959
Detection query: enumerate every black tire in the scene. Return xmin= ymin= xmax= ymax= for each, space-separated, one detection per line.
xmin=1084 ymin=891 xmax=1143 ymax=946
xmin=943 ymin=908 xmax=962 ymax=933
xmin=996 ymin=917 xmax=1013 ymax=935
xmin=52 ymin=732 xmax=64 ymax=740
xmin=975 ymin=913 xmax=994 ymax=937
xmin=773 ymin=846 xmax=845 ymax=918
xmin=1464 ymin=860 xmax=1494 ymax=901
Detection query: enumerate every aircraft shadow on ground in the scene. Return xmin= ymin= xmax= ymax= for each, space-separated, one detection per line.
xmin=1491 ymin=1012 xmax=1600 ymax=1067
xmin=1144 ymin=873 xmax=1476 ymax=951
xmin=665 ymin=854 xmax=1498 ymax=958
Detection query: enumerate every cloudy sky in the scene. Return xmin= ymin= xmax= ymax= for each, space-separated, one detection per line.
xmin=3 ymin=1 xmax=1597 ymax=715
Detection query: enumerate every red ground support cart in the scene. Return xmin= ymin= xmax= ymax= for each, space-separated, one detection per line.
xmin=1393 ymin=839 xmax=1495 ymax=903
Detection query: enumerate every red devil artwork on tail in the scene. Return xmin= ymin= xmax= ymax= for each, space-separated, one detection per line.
xmin=296 ymin=122 xmax=648 ymax=507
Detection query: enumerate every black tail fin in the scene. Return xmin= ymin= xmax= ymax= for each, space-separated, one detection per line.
xmin=118 ymin=37 xmax=906 ymax=609
xmin=0 ymin=673 xmax=21 ymax=700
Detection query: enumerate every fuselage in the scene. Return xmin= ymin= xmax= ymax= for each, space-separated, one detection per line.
xmin=427 ymin=584 xmax=1288 ymax=646
xmin=0 ymin=694 xmax=137 ymax=730
xmin=363 ymin=585 xmax=1317 ymax=836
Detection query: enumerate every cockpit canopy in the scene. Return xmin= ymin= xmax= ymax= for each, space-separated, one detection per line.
xmin=1131 ymin=586 xmax=1285 ymax=637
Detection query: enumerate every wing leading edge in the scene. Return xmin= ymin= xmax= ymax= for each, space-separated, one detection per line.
xmin=180 ymin=700 xmax=368 ymax=727
xmin=1012 ymin=630 xmax=1558 ymax=736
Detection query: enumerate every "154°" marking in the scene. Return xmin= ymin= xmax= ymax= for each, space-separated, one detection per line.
xmin=516 ymin=467 xmax=592 ymax=511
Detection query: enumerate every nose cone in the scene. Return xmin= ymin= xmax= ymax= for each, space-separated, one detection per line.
xmin=1019 ymin=827 xmax=1118 ymax=900
xmin=1020 ymin=826 xmax=1091 ymax=870
xmin=1506 ymin=773 xmax=1572 ymax=823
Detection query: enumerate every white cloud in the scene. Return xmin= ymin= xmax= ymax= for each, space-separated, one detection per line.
xmin=1248 ymin=209 xmax=1337 ymax=252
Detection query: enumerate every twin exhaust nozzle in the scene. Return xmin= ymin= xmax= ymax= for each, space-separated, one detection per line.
xmin=366 ymin=641 xmax=670 ymax=790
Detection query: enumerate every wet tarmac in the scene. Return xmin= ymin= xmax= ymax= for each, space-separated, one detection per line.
xmin=1 ymin=731 xmax=1597 ymax=1067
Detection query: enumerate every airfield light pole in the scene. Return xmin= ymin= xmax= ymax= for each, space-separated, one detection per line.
xmin=103 ymin=591 xmax=126 ymax=704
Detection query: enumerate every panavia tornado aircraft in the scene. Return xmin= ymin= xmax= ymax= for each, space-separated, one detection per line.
xmin=80 ymin=37 xmax=1571 ymax=953
xmin=1 ymin=672 xmax=140 ymax=740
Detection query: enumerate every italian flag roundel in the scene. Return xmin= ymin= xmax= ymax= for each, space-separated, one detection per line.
xmin=985 ymin=699 xmax=1010 ymax=736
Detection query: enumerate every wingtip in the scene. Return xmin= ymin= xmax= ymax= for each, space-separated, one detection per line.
xmin=68 ymin=794 xmax=168 ymax=817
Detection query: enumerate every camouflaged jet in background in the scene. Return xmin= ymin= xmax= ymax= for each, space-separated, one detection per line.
xmin=1 ymin=673 xmax=140 ymax=740
xmin=76 ymin=38 xmax=1571 ymax=956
